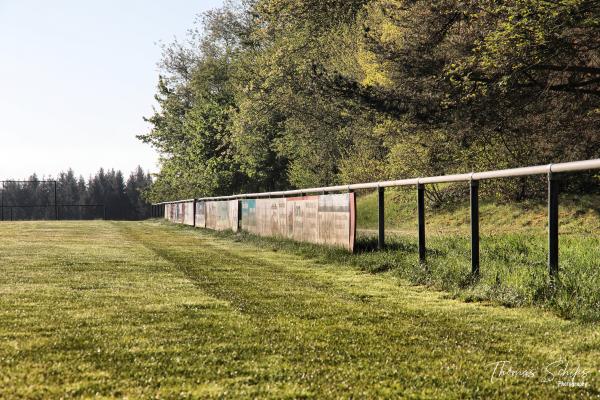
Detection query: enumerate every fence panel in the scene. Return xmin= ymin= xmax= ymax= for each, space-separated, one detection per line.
xmin=205 ymin=200 xmax=238 ymax=231
xmin=239 ymin=193 xmax=355 ymax=251
xmin=195 ymin=201 xmax=206 ymax=228
xmin=183 ymin=201 xmax=195 ymax=226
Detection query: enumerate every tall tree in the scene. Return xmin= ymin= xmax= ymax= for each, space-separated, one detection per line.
xmin=140 ymin=0 xmax=599 ymax=202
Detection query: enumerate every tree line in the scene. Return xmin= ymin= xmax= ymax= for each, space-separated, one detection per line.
xmin=139 ymin=0 xmax=600 ymax=204
xmin=1 ymin=167 xmax=152 ymax=220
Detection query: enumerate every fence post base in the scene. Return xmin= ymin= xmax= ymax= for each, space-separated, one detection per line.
xmin=548 ymin=173 xmax=559 ymax=283
xmin=417 ymin=183 xmax=426 ymax=263
xmin=378 ymin=187 xmax=385 ymax=250
xmin=470 ymin=180 xmax=480 ymax=277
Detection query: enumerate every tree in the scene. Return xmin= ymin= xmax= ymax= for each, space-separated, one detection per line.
xmin=140 ymin=0 xmax=600 ymax=202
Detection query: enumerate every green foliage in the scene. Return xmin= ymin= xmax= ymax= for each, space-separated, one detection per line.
xmin=141 ymin=0 xmax=599 ymax=202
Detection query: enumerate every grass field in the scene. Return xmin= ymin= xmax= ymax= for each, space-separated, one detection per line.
xmin=349 ymin=190 xmax=600 ymax=321
xmin=0 ymin=220 xmax=598 ymax=398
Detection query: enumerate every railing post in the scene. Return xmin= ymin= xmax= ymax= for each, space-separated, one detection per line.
xmin=1 ymin=181 xmax=4 ymax=222
xmin=238 ymin=200 xmax=242 ymax=231
xmin=378 ymin=186 xmax=385 ymax=250
xmin=192 ymin=201 xmax=197 ymax=227
xmin=54 ymin=181 xmax=58 ymax=220
xmin=470 ymin=179 xmax=480 ymax=276
xmin=417 ymin=183 xmax=426 ymax=263
xmin=548 ymin=173 xmax=559 ymax=281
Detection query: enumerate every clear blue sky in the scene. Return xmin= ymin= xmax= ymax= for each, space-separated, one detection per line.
xmin=0 ymin=0 xmax=224 ymax=180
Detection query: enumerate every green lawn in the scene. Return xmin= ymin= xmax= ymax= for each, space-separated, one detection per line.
xmin=0 ymin=221 xmax=598 ymax=398
xmin=352 ymin=190 xmax=600 ymax=321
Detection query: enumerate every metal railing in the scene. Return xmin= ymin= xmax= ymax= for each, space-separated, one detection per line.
xmin=154 ymin=158 xmax=600 ymax=280
xmin=1 ymin=180 xmax=106 ymax=221
xmin=0 ymin=204 xmax=106 ymax=221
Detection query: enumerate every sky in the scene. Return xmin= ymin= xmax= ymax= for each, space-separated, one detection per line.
xmin=0 ymin=0 xmax=224 ymax=180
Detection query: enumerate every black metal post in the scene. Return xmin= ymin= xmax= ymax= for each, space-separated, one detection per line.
xmin=470 ymin=180 xmax=480 ymax=276
xmin=418 ymin=183 xmax=426 ymax=263
xmin=378 ymin=186 xmax=385 ymax=250
xmin=103 ymin=206 xmax=107 ymax=221
xmin=548 ymin=173 xmax=559 ymax=280
xmin=193 ymin=201 xmax=197 ymax=227
xmin=1 ymin=181 xmax=3 ymax=222
xmin=54 ymin=181 xmax=58 ymax=220
xmin=238 ymin=200 xmax=243 ymax=231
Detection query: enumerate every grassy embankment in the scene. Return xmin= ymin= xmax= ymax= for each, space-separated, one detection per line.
xmin=212 ymin=190 xmax=600 ymax=321
xmin=0 ymin=220 xmax=598 ymax=398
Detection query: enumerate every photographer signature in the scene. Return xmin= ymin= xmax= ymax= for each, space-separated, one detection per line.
xmin=488 ymin=359 xmax=591 ymax=388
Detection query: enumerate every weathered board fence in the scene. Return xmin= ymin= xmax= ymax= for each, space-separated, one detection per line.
xmin=159 ymin=194 xmax=356 ymax=251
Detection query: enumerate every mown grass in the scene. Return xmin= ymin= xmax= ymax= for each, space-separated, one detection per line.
xmin=0 ymin=220 xmax=598 ymax=398
xmin=355 ymin=189 xmax=600 ymax=321
xmin=213 ymin=229 xmax=600 ymax=322
xmin=209 ymin=190 xmax=600 ymax=321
